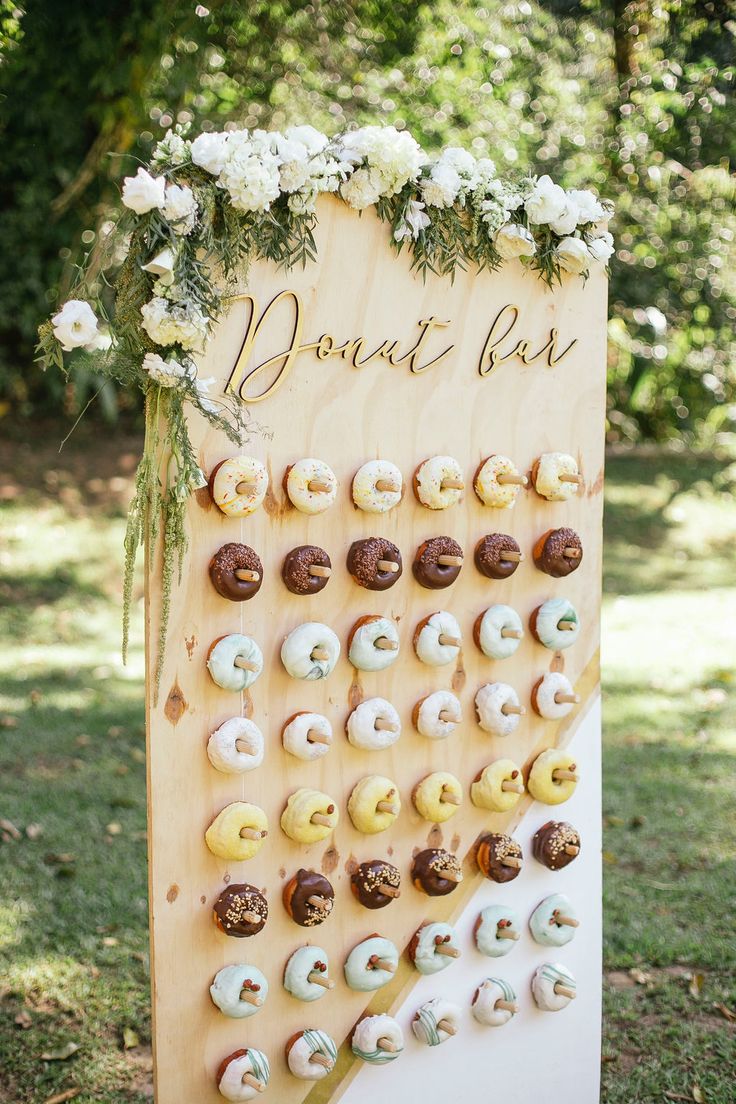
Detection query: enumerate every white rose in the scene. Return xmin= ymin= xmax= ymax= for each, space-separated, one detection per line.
xmin=121 ymin=167 xmax=166 ymax=214
xmin=162 ymin=184 xmax=197 ymax=234
xmin=440 ymin=147 xmax=477 ymax=178
xmin=142 ymin=352 xmax=188 ymax=387
xmin=141 ymin=247 xmax=176 ymax=285
xmin=568 ymin=188 xmax=606 ymax=225
xmin=51 ymin=300 xmax=100 ymax=351
xmin=494 ymin=223 xmax=537 ymax=260
xmin=525 ymin=174 xmax=567 ymax=225
xmin=588 ymin=230 xmax=615 ymax=263
xmin=556 ymin=236 xmax=590 ymax=275
xmin=190 ymin=131 xmax=230 ymax=175
xmin=283 ymin=125 xmax=328 ymax=155
xmin=549 ymin=196 xmax=579 ymax=236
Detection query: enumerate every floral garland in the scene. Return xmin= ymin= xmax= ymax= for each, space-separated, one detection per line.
xmin=37 ymin=123 xmax=614 ymax=697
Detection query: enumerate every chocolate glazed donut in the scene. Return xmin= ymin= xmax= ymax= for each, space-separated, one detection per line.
xmin=474 ymin=534 xmax=521 ymax=580
xmin=213 ymin=883 xmax=268 ymax=937
xmin=347 ymin=538 xmax=402 ymax=591
xmin=282 ymin=869 xmax=335 ymax=926
xmin=412 ymin=536 xmax=464 ymax=589
xmin=411 ymin=848 xmax=462 ymax=896
xmin=282 ymin=545 xmax=332 ymax=595
xmin=209 ymin=543 xmax=263 ymax=601
xmin=476 ymin=833 xmax=523 ymax=884
xmin=532 ymin=820 xmax=581 ymax=870
xmin=533 ymin=527 xmax=583 ymax=578
xmin=350 ymin=860 xmax=401 ymax=909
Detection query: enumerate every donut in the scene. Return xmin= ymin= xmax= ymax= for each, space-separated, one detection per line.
xmin=532 ymin=820 xmax=581 ymax=870
xmin=285 ymin=1029 xmax=337 ymax=1080
xmin=530 ymin=598 xmax=580 ymax=651
xmin=475 ymin=682 xmax=525 ymax=737
xmin=207 ymin=634 xmax=264 ymax=692
xmin=411 ymin=848 xmax=463 ymax=896
xmin=209 ymin=456 xmax=268 ymax=518
xmin=207 ymin=717 xmax=265 ymax=774
xmin=476 ymin=832 xmax=523 ymax=883
xmin=352 ymin=460 xmax=403 ymax=513
xmin=282 ymin=869 xmax=334 ymax=927
xmin=281 ymin=788 xmax=339 ymax=843
xmin=412 ymin=690 xmax=461 ymax=740
xmin=473 ymin=455 xmax=527 ymax=508
xmin=527 ymin=749 xmax=579 ymax=804
xmin=413 ymin=610 xmax=462 ymax=666
xmin=533 ymin=527 xmax=583 ymax=577
xmin=213 ymin=883 xmax=268 ymax=938
xmin=474 ymin=905 xmax=521 ymax=957
xmin=351 ymin=1014 xmax=404 ymax=1063
xmin=531 ymin=962 xmax=577 ymax=1010
xmin=205 ymin=802 xmax=268 ymax=861
xmin=282 ymin=546 xmax=332 ymax=595
xmin=474 ymin=533 xmax=523 ymax=579
xmin=344 ymin=935 xmax=399 ymax=991
xmin=284 ymin=946 xmax=334 ymax=1001
xmin=347 ymin=538 xmax=402 ymax=591
xmin=470 ymin=759 xmax=525 ymax=813
xmin=531 ymin=673 xmax=580 ymax=720
xmin=347 ymin=615 xmax=400 ymax=672
xmin=281 ymin=712 xmax=332 ymax=761
xmin=210 ymin=964 xmax=268 ymax=1018
xmin=471 ymin=978 xmax=518 ymax=1026
xmin=413 ymin=455 xmax=465 ymax=510
xmin=408 ymin=921 xmax=461 ymax=974
xmin=284 ymin=458 xmax=338 ymax=514
xmin=412 ymin=998 xmax=461 ymax=1046
xmin=412 ymin=536 xmax=464 ymax=589
xmin=216 ymin=1048 xmax=270 ymax=1100
xmin=412 ymin=771 xmax=463 ymax=823
xmin=347 ymin=776 xmax=400 ymax=834
xmin=529 ymin=893 xmax=579 ymax=947
xmin=281 ymin=622 xmax=340 ymax=680
xmin=346 ymin=698 xmax=401 ymax=751
xmin=473 ymin=604 xmax=524 ymax=660
xmin=532 ymin=452 xmax=582 ymax=501
xmin=350 ymin=860 xmax=401 ymax=909
xmin=209 ymin=543 xmax=263 ymax=601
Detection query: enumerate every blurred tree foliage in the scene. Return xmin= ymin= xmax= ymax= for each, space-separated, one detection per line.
xmin=0 ymin=0 xmax=733 ymax=443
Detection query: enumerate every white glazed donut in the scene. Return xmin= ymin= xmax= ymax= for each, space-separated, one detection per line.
xmin=413 ymin=455 xmax=464 ymax=510
xmin=352 ymin=461 xmax=403 ymax=513
xmin=413 ymin=690 xmax=461 ymax=739
xmin=533 ymin=452 xmax=582 ymax=501
xmin=471 ymin=978 xmax=518 ymax=1027
xmin=217 ymin=1049 xmax=270 ymax=1100
xmin=282 ymin=712 xmax=332 ymax=761
xmin=409 ymin=921 xmax=461 ymax=974
xmin=412 ymin=998 xmax=461 ymax=1046
xmin=351 ymin=1014 xmax=404 ymax=1063
xmin=347 ymin=698 xmax=401 ymax=750
xmin=475 ymin=682 xmax=525 ymax=737
xmin=474 ymin=905 xmax=522 ymax=957
xmin=413 ymin=611 xmax=462 ymax=666
xmin=210 ymin=964 xmax=268 ymax=1018
xmin=210 ymin=456 xmax=268 ymax=518
xmin=531 ymin=672 xmax=579 ymax=720
xmin=531 ymin=598 xmax=580 ymax=651
xmin=474 ymin=605 xmax=524 ymax=660
xmin=285 ymin=458 xmax=338 ymax=514
xmin=348 ymin=616 xmax=400 ymax=672
xmin=473 ymin=455 xmax=526 ymax=508
xmin=207 ymin=635 xmax=264 ymax=692
xmin=207 ymin=717 xmax=265 ymax=774
xmin=286 ymin=1029 xmax=337 ymax=1080
xmin=531 ymin=962 xmax=577 ymax=1010
xmin=281 ymin=622 xmax=340 ymax=680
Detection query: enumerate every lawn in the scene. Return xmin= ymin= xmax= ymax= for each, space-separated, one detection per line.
xmin=0 ymin=428 xmax=734 ymax=1103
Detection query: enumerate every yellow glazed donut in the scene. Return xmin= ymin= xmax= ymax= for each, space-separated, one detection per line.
xmin=348 ymin=776 xmax=401 ymax=834
xmin=281 ymin=789 xmax=339 ymax=843
xmin=413 ymin=456 xmax=464 ymax=510
xmin=209 ymin=456 xmax=269 ymax=517
xmin=473 ymin=455 xmax=527 ymax=508
xmin=352 ymin=460 xmax=403 ymax=513
xmin=413 ymin=772 xmax=463 ymax=823
xmin=532 ymin=452 xmax=582 ymax=501
xmin=527 ymin=749 xmax=580 ymax=805
xmin=285 ymin=459 xmax=338 ymax=514
xmin=205 ymin=802 xmax=268 ymax=861
xmin=471 ymin=760 xmax=525 ymax=813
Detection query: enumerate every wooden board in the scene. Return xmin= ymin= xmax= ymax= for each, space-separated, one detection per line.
xmin=145 ymin=193 xmax=607 ymax=1103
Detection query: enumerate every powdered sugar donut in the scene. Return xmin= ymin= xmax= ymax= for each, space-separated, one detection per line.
xmin=531 ymin=962 xmax=577 ymax=1010
xmin=531 ymin=672 xmax=580 ymax=719
xmin=474 ymin=905 xmax=521 ymax=957
xmin=413 ymin=610 xmax=462 ymax=666
xmin=527 ymin=749 xmax=579 ymax=804
xmin=412 ymin=771 xmax=463 ymax=822
xmin=207 ymin=634 xmax=264 ymax=692
xmin=210 ymin=456 xmax=268 ymax=518
xmin=532 ymin=452 xmax=582 ymax=501
xmin=412 ymin=998 xmax=461 ymax=1046
xmin=408 ymin=921 xmax=461 ymax=974
xmin=530 ymin=598 xmax=580 ymax=651
xmin=412 ymin=690 xmax=461 ymax=739
xmin=529 ymin=893 xmax=579 ymax=947
xmin=413 ymin=455 xmax=464 ymax=510
xmin=471 ymin=978 xmax=518 ymax=1026
xmin=210 ymin=964 xmax=268 ymax=1018
xmin=473 ymin=454 xmax=527 ymax=508
xmin=285 ymin=1029 xmax=337 ymax=1079
xmin=471 ymin=759 xmax=524 ymax=812
xmin=344 ymin=936 xmax=399 ymax=991
xmin=281 ymin=622 xmax=340 ymax=680
xmin=351 ymin=1014 xmax=404 ymax=1063
xmin=473 ymin=604 xmax=524 ymax=660
xmin=282 ymin=712 xmax=332 ymax=761
xmin=348 ymin=615 xmax=400 ymax=672
xmin=346 ymin=698 xmax=401 ymax=751
xmin=207 ymin=717 xmax=265 ymax=774
xmin=284 ymin=458 xmax=337 ymax=514
xmin=475 ymin=682 xmax=525 ymax=737
xmin=352 ymin=461 xmax=403 ymax=513
xmin=216 ymin=1048 xmax=270 ymax=1100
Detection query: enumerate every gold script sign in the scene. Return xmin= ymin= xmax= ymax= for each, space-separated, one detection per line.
xmin=225 ymin=290 xmax=577 ymax=404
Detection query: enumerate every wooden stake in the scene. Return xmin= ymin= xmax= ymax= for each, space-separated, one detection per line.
xmin=374 ymin=717 xmax=398 ymax=732
xmin=310 ymin=812 xmax=334 ymax=828
xmin=375 ymin=479 xmax=400 ymax=493
xmin=438 ymin=868 xmax=462 ymax=883
xmin=441 ymin=478 xmax=465 ymax=490
xmin=438 ymin=1019 xmax=457 ymax=1035
xmin=239 ymin=827 xmax=267 ymax=841
xmin=565 ymin=844 xmax=580 ymax=856
xmin=234 ymin=568 xmax=260 ymax=583
xmin=377 ymin=559 xmax=400 ymax=573
xmin=377 ymin=883 xmax=400 ymax=898
xmin=559 ymin=472 xmax=582 ymax=484
xmin=310 ymin=1053 xmax=334 ymax=1069
xmin=563 ymin=547 xmax=582 ymax=559
xmin=500 ymin=627 xmax=523 ymax=639
xmin=374 ymin=959 xmax=396 ymax=973
xmin=310 ymin=646 xmax=331 ymax=661
xmin=307 ymin=971 xmax=335 ymax=989
xmin=496 ymin=927 xmax=520 ymax=941
xmin=500 ymin=855 xmax=522 ymax=869
xmin=439 ymin=708 xmax=459 ymax=723
xmin=554 ymin=692 xmax=580 ymax=704
xmin=307 ymin=480 xmax=332 ymax=493
xmin=307 ymin=729 xmax=331 ymax=745
xmin=557 ymin=620 xmax=577 ymax=631
xmin=374 ymin=636 xmax=398 ymax=650
xmin=438 ymin=634 xmax=462 ymax=647
xmin=235 ymin=481 xmax=257 ymax=495
xmin=501 ymin=703 xmax=525 ymax=716
xmin=501 ymin=549 xmax=524 ymax=562
xmin=376 ymin=800 xmax=399 ymax=815
xmin=434 ymin=943 xmax=460 ymax=958
xmin=239 ymin=911 xmax=262 ymax=926
xmin=552 ymin=768 xmax=579 ymax=782
xmin=377 ymin=1038 xmax=398 ymax=1052
xmin=307 ymin=895 xmax=330 ymax=910
xmin=437 ymin=554 xmax=464 ymax=567
xmin=494 ymin=999 xmax=518 ymax=1013
xmin=497 ymin=473 xmax=527 ymax=486
xmin=440 ymin=788 xmax=461 ymax=805
xmin=553 ymin=911 xmax=580 ymax=928
xmin=308 ymin=564 xmax=332 ymax=578
xmin=234 ymin=656 xmax=260 ymax=673
xmin=501 ymin=780 xmax=524 ymax=794
xmin=235 ymin=739 xmax=254 ymax=754
xmin=554 ymin=983 xmax=577 ymax=999
xmin=239 ymin=990 xmax=263 ymax=1006
xmin=242 ymin=1073 xmax=265 ymax=1092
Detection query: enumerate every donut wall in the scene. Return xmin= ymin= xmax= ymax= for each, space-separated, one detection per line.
xmin=145 ymin=194 xmax=607 ymax=1103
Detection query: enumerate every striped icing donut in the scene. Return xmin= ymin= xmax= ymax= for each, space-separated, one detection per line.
xmin=412 ymin=998 xmax=461 ymax=1046
xmin=351 ymin=1014 xmax=404 ymax=1063
xmin=216 ymin=1048 xmax=270 ymax=1100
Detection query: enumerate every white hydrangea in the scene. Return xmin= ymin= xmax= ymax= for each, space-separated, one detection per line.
xmin=494 ymin=223 xmax=537 ymax=260
xmin=152 ymin=129 xmax=189 ymax=166
xmin=394 ymin=199 xmax=431 ymax=242
xmin=588 ymin=230 xmax=615 ymax=263
xmin=51 ymin=300 xmax=100 ymax=351
xmin=339 ymin=125 xmax=427 ymax=198
xmin=568 ymin=188 xmax=607 ymax=226
xmin=341 ymin=167 xmax=385 ymax=210
xmin=142 ymin=352 xmax=188 ymax=387
xmin=190 ymin=130 xmax=230 ymax=175
xmin=470 ymin=157 xmax=497 ymax=194
xmin=217 ymin=129 xmax=282 ymax=213
xmin=162 ymin=184 xmax=198 ymax=235
xmin=121 ymin=168 xmax=166 ymax=215
xmin=556 ymin=236 xmax=590 ymax=275
xmin=525 ymin=174 xmax=568 ymax=226
xmin=140 ymin=296 xmax=209 ymax=351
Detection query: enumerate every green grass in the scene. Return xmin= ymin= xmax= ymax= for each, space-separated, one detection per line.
xmin=0 ymin=434 xmax=734 ymax=1102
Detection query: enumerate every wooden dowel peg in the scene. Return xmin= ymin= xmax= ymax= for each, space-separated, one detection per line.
xmin=377 ymin=883 xmax=400 ymax=898
xmin=311 ymin=1053 xmax=334 ymax=1069
xmin=494 ymin=999 xmax=519 ymax=1013
xmin=440 ymin=788 xmax=461 ymax=806
xmin=438 ymin=634 xmax=462 ymax=647
xmin=374 ymin=717 xmax=398 ymax=732
xmin=565 ymin=844 xmax=580 ymax=857
xmin=497 ymin=473 xmax=527 ymax=486
xmin=439 ymin=708 xmax=459 ymax=723
xmin=377 ymin=559 xmax=400 ymax=573
xmin=557 ymin=620 xmax=577 ymax=631
xmin=311 ymin=646 xmax=331 ymax=661
xmin=377 ymin=1038 xmax=398 ymax=1052
xmin=307 ymin=971 xmax=335 ymax=989
xmin=307 ymin=480 xmax=332 ymax=493
xmin=309 ymin=564 xmax=332 ymax=578
xmin=559 ymin=472 xmax=582 ymax=484
xmin=500 ymin=856 xmax=523 ymax=869
xmin=434 ymin=943 xmax=460 ymax=958
xmin=239 ymin=827 xmax=267 ymax=841
xmin=496 ymin=927 xmax=520 ymax=941
xmin=553 ymin=911 xmax=580 ymax=928
xmin=501 ymin=549 xmax=524 ymax=562
xmin=239 ymin=911 xmax=262 ymax=926
xmin=375 ymin=479 xmax=400 ymax=493
xmin=552 ymin=768 xmax=579 ymax=782
xmin=374 ymin=637 xmax=398 ymax=650
xmin=440 ymin=478 xmax=465 ymax=491
xmin=501 ymin=703 xmax=525 ymax=716
xmin=371 ymin=958 xmax=396 ymax=973
xmin=554 ymin=692 xmax=580 ymax=704
xmin=234 ymin=568 xmax=260 ymax=583
xmin=554 ymin=983 xmax=577 ymax=999
xmin=239 ymin=990 xmax=263 ymax=1006
xmin=234 ymin=656 xmax=260 ymax=672
xmin=437 ymin=554 xmax=464 ymax=567
xmin=438 ymin=1019 xmax=457 ymax=1035
xmin=235 ymin=739 xmax=254 ymax=754
xmin=501 ymin=627 xmax=523 ymax=639
xmin=236 ymin=481 xmax=257 ymax=495
xmin=307 ymin=895 xmax=330 ymax=910
xmin=307 ymin=729 xmax=332 ymax=745
xmin=563 ymin=547 xmax=582 ymax=559
xmin=310 ymin=812 xmax=334 ymax=828
xmin=376 ymin=800 xmax=399 ymax=815
xmin=501 ymin=780 xmax=524 ymax=794
xmin=242 ymin=1073 xmax=265 ymax=1092
xmin=438 ymin=867 xmax=462 ymax=883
